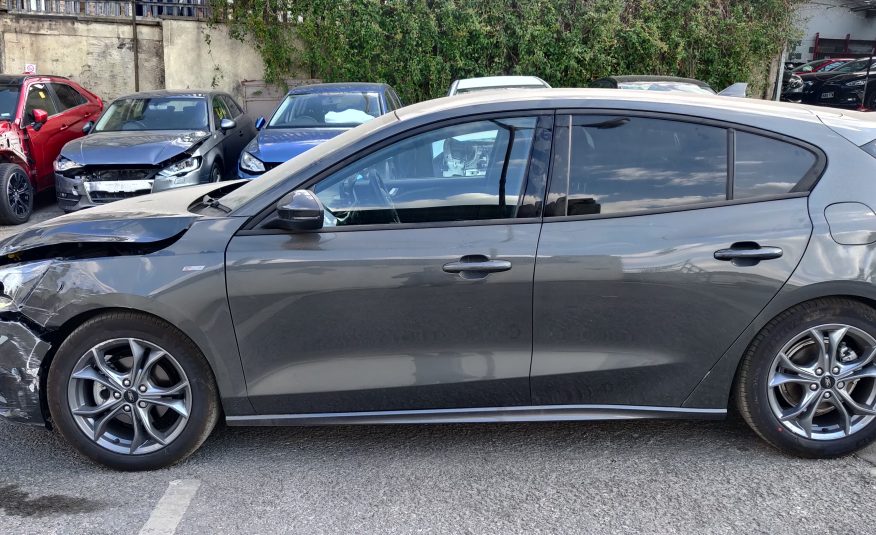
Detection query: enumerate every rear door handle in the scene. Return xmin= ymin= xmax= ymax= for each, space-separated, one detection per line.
xmin=714 ymin=243 xmax=783 ymax=263
xmin=443 ymin=255 xmax=511 ymax=275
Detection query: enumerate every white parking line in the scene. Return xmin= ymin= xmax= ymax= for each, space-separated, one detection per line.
xmin=138 ymin=479 xmax=201 ymax=535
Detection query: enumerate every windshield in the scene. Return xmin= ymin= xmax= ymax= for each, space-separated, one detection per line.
xmin=268 ymin=92 xmax=381 ymax=128
xmin=834 ymin=59 xmax=876 ymax=73
xmin=617 ymin=81 xmax=715 ymax=94
xmin=94 ymin=97 xmax=209 ymax=132
xmin=220 ymin=112 xmax=398 ymax=212
xmin=0 ymin=84 xmax=20 ymax=121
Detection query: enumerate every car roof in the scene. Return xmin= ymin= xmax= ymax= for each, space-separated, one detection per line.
xmin=603 ymin=75 xmax=713 ymax=89
xmin=0 ymin=74 xmax=70 ymax=85
xmin=287 ymin=83 xmax=389 ymax=95
xmin=454 ymin=76 xmax=549 ymax=90
xmin=113 ymin=89 xmax=215 ymax=100
xmin=395 ymin=87 xmax=869 ymax=126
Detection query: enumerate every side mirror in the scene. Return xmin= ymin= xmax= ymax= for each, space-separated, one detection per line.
xmin=219 ymin=118 xmax=236 ymax=132
xmin=255 ymin=116 xmax=266 ymax=130
xmin=272 ymin=189 xmax=324 ymax=231
xmin=82 ymin=121 xmax=94 ymax=134
xmin=31 ymin=108 xmax=48 ymax=130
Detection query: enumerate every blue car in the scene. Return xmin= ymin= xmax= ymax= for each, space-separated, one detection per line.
xmin=238 ymin=82 xmax=403 ymax=178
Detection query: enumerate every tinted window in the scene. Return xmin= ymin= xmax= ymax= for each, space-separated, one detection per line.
xmin=94 ymin=97 xmax=209 ymax=132
xmin=560 ymin=116 xmax=727 ymax=216
xmin=734 ymin=132 xmax=816 ymax=199
xmin=24 ymin=83 xmax=59 ymax=123
xmin=212 ymin=95 xmax=231 ymax=126
xmin=222 ymin=95 xmax=243 ymax=117
xmin=51 ymin=83 xmax=87 ymax=110
xmin=0 ymin=83 xmax=19 ymax=121
xmin=312 ymin=117 xmax=538 ymax=226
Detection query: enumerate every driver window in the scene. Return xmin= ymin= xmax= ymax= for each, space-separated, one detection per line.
xmin=212 ymin=96 xmax=230 ymax=128
xmin=24 ymin=83 xmax=59 ymax=124
xmin=312 ymin=117 xmax=538 ymax=227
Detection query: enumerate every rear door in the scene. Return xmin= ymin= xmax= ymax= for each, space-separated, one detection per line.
xmin=531 ymin=113 xmax=820 ymax=407
xmin=226 ymin=114 xmax=553 ymax=414
xmin=48 ymin=82 xmax=92 ymax=144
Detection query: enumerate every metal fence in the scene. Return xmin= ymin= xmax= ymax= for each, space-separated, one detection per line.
xmin=4 ymin=0 xmax=215 ymax=20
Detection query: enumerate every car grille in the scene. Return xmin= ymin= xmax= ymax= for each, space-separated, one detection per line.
xmin=80 ymin=168 xmax=158 ymax=181
xmin=88 ymin=190 xmax=151 ymax=204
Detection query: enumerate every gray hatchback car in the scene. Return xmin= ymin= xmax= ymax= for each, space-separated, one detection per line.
xmin=3 ymin=89 xmax=876 ymax=470
xmin=54 ymin=90 xmax=255 ymax=211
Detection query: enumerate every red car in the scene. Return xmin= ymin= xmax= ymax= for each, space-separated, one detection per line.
xmin=0 ymin=74 xmax=102 ymax=224
xmin=793 ymin=58 xmax=854 ymax=74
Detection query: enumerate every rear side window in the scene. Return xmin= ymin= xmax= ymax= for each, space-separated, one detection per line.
xmin=221 ymin=95 xmax=243 ymax=117
xmin=558 ymin=115 xmax=727 ymax=216
xmin=51 ymin=83 xmax=87 ymax=110
xmin=734 ymin=131 xmax=817 ymax=199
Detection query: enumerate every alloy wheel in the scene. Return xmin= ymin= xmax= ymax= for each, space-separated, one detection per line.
xmin=7 ymin=170 xmax=31 ymax=218
xmin=67 ymin=338 xmax=192 ymax=455
xmin=767 ymin=324 xmax=876 ymax=441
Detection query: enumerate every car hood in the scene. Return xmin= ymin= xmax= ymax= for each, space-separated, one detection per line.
xmin=818 ymin=72 xmax=873 ymax=85
xmin=0 ymin=182 xmax=239 ymax=260
xmin=249 ymin=128 xmax=348 ymax=164
xmin=799 ymin=71 xmax=860 ymax=83
xmin=61 ymin=130 xmax=212 ymax=166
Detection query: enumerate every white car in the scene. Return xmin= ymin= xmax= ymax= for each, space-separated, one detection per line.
xmin=447 ymin=76 xmax=551 ymax=96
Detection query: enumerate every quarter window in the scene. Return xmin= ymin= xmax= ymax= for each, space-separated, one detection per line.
xmin=557 ymin=115 xmax=727 ymax=216
xmin=311 ymin=117 xmax=539 ymax=226
xmin=51 ymin=83 xmax=87 ymax=110
xmin=734 ymin=131 xmax=816 ymax=199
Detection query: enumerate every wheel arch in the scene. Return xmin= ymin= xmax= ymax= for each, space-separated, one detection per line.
xmin=682 ymin=281 xmax=876 ymax=410
xmin=37 ymin=305 xmax=241 ymax=425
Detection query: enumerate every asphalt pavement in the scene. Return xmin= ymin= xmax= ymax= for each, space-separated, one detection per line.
xmin=2 ymin=201 xmax=876 ymax=534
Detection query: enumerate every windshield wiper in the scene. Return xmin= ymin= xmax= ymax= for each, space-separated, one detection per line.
xmin=202 ymin=195 xmax=231 ymax=213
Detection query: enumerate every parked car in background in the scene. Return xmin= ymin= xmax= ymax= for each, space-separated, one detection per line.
xmin=6 ymin=89 xmax=876 ymax=470
xmin=238 ymin=83 xmax=402 ymax=179
xmin=792 ymin=58 xmax=853 ymax=74
xmin=795 ymin=58 xmax=876 ymax=107
xmin=447 ymin=76 xmax=551 ymax=96
xmin=589 ymin=75 xmax=747 ymax=97
xmin=55 ymin=90 xmax=254 ymax=211
xmin=0 ymin=74 xmax=102 ymax=224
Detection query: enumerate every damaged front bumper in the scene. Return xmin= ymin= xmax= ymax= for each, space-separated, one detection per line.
xmin=0 ymin=320 xmax=50 ymax=425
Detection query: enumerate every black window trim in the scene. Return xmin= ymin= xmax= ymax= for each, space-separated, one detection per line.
xmin=543 ymin=108 xmax=827 ymax=222
xmin=239 ymin=110 xmax=555 ymax=235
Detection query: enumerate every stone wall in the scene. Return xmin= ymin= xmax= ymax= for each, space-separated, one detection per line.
xmin=0 ymin=12 xmax=266 ymax=103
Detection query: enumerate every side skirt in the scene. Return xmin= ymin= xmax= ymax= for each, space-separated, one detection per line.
xmin=225 ymin=404 xmax=726 ymax=427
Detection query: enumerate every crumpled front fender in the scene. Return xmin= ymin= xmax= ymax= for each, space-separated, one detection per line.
xmin=0 ymin=320 xmax=50 ymax=425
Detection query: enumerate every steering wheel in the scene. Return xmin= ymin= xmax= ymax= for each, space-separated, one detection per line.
xmin=338 ymin=168 xmax=400 ymax=225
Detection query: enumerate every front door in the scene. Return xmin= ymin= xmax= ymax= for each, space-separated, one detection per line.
xmin=227 ymin=114 xmax=552 ymax=414
xmin=21 ymin=81 xmax=62 ymax=187
xmin=531 ymin=114 xmax=818 ymax=407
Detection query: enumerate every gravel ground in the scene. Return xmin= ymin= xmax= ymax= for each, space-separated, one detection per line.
xmin=1 ymin=417 xmax=876 ymax=534
xmin=3 ymin=198 xmax=876 ymax=534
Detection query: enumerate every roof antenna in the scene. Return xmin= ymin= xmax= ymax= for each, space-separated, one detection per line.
xmin=860 ymin=47 xmax=874 ymax=111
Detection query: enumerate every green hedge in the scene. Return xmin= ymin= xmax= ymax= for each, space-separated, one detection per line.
xmin=215 ymin=0 xmax=802 ymax=103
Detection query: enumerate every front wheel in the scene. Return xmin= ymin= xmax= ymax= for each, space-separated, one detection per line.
xmin=47 ymin=312 xmax=220 ymax=470
xmin=736 ymin=298 xmax=876 ymax=458
xmin=0 ymin=163 xmax=34 ymax=225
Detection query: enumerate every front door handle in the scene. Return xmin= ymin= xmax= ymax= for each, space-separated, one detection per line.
xmin=443 ymin=255 xmax=511 ymax=275
xmin=714 ymin=243 xmax=783 ymax=265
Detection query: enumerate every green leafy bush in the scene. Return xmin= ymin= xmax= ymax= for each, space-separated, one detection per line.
xmin=214 ymin=0 xmax=802 ymax=103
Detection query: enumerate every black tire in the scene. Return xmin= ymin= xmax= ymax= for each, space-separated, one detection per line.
xmin=210 ymin=161 xmax=223 ymax=182
xmin=0 ymin=163 xmax=34 ymax=225
xmin=47 ymin=311 xmax=220 ymax=471
xmin=736 ymin=298 xmax=876 ymax=458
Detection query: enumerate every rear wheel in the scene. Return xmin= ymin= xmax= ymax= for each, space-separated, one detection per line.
xmin=0 ymin=163 xmax=34 ymax=225
xmin=47 ymin=312 xmax=220 ymax=470
xmin=736 ymin=298 xmax=876 ymax=458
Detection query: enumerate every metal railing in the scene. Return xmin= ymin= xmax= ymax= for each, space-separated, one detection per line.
xmin=4 ymin=0 xmax=215 ymax=20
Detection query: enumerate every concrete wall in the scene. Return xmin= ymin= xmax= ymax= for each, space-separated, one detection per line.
xmin=0 ymin=12 xmax=264 ymax=102
xmin=792 ymin=1 xmax=876 ymax=62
